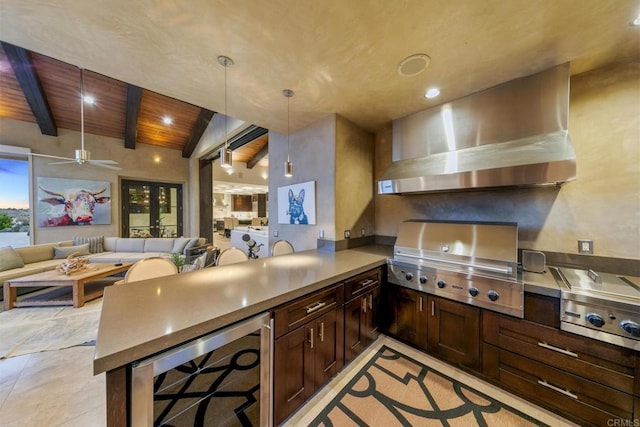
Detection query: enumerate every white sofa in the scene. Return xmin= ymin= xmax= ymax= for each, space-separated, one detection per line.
xmin=0 ymin=237 xmax=206 ymax=292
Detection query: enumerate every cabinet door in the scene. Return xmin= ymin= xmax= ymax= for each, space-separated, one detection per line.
xmin=427 ymin=296 xmax=480 ymax=371
xmin=393 ymin=287 xmax=428 ymax=350
xmin=274 ymin=327 xmax=311 ymax=425
xmin=344 ymin=296 xmax=365 ymax=364
xmin=314 ymin=309 xmax=342 ymax=389
xmin=365 ymin=286 xmax=381 ymax=342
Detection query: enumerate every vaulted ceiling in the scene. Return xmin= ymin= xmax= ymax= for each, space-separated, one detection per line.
xmin=0 ymin=42 xmax=269 ymax=163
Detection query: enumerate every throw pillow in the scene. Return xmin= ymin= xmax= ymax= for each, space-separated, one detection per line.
xmin=53 ymin=243 xmax=91 ymax=259
xmin=171 ymin=237 xmax=191 ymax=254
xmin=73 ymin=236 xmax=104 ymax=253
xmin=0 ymin=246 xmax=24 ymax=272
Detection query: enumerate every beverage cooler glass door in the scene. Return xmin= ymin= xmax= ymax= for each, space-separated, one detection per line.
xmin=131 ymin=312 xmax=273 ymax=426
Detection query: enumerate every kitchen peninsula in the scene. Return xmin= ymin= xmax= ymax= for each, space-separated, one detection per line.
xmin=93 ymin=245 xmax=390 ymax=426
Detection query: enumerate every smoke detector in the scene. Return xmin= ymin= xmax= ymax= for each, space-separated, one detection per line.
xmin=397 ymin=54 xmax=431 ymax=77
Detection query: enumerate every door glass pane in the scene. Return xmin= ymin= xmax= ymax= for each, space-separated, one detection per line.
xmin=159 ymin=186 xmax=178 ymax=238
xmin=129 ymin=184 xmax=152 ymax=238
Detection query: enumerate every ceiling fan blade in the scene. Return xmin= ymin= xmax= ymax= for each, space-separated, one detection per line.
xmin=48 ymin=160 xmax=77 ymax=165
xmin=30 ymin=153 xmax=75 ymax=161
xmin=91 ymin=159 xmax=119 ymax=165
xmin=88 ymin=161 xmax=122 ymax=170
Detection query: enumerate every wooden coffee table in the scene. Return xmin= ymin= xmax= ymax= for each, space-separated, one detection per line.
xmin=3 ymin=263 xmax=132 ymax=309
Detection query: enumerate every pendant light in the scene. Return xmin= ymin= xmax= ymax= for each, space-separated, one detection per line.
xmin=283 ymin=89 xmax=294 ymax=177
xmin=218 ymin=55 xmax=234 ymax=168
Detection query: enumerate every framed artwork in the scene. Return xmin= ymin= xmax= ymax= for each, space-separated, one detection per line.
xmin=37 ymin=177 xmax=111 ymax=227
xmin=277 ymin=180 xmax=316 ymax=225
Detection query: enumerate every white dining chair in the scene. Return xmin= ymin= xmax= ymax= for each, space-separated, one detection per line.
xmin=215 ymin=247 xmax=249 ymax=266
xmin=271 ymin=240 xmax=295 ymax=256
xmin=116 ymin=257 xmax=178 ymax=284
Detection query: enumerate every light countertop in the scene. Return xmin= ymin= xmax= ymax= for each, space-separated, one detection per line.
xmin=93 ymin=245 xmax=390 ymax=374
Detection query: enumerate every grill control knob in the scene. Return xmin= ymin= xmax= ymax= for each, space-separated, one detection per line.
xmin=437 ymin=280 xmax=446 ymax=289
xmin=620 ymin=320 xmax=640 ymax=337
xmin=405 ymin=272 xmax=414 ymax=281
xmin=419 ymin=275 xmax=428 ymax=284
xmin=487 ymin=290 xmax=500 ymax=301
xmin=469 ymin=287 xmax=480 ymax=297
xmin=586 ymin=313 xmax=605 ymax=328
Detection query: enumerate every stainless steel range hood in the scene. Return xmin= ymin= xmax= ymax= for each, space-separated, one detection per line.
xmin=378 ymin=63 xmax=576 ymax=194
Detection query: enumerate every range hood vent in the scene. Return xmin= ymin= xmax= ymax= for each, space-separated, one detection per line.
xmin=378 ymin=63 xmax=576 ymax=194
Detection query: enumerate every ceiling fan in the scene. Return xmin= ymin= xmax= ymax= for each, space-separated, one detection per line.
xmin=30 ymin=68 xmax=121 ymax=170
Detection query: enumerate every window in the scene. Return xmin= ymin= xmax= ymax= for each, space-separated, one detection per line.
xmin=0 ymin=156 xmax=30 ymax=247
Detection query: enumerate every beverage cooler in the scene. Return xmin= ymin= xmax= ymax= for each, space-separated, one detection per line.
xmin=131 ymin=313 xmax=272 ymax=426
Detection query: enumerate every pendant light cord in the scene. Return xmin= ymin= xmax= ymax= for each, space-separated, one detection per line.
xmin=287 ymin=94 xmax=290 ymax=162
xmin=224 ymin=60 xmax=228 ymax=150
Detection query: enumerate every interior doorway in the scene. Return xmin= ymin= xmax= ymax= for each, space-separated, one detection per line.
xmin=121 ymin=179 xmax=183 ymax=238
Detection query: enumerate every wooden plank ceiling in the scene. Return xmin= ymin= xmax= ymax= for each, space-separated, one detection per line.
xmin=0 ymin=42 xmax=269 ymax=162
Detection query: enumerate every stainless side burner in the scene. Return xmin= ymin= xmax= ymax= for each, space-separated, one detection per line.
xmin=556 ymin=267 xmax=640 ymax=351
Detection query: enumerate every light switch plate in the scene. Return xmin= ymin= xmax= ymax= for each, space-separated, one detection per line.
xmin=273 ymin=230 xmax=278 ymax=238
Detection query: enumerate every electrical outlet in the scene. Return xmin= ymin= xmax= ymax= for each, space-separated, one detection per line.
xmin=273 ymin=230 xmax=278 ymax=238
xmin=578 ymin=239 xmax=593 ymax=254
xmin=344 ymin=230 xmax=350 ymax=239
xmin=361 ymin=228 xmax=365 ymax=237
xmin=319 ymin=229 xmax=324 ymax=238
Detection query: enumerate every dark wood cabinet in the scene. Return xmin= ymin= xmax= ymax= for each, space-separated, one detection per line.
xmin=232 ymin=194 xmax=252 ymax=211
xmin=386 ymin=285 xmax=480 ymax=370
xmin=344 ymin=268 xmax=382 ymax=364
xmin=387 ymin=285 xmax=428 ymax=350
xmin=273 ymin=284 xmax=344 ymax=425
xmin=483 ymin=309 xmax=637 ymax=426
xmin=427 ymin=296 xmax=480 ymax=371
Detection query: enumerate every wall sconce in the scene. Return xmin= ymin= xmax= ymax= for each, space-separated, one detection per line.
xmin=218 ymin=55 xmax=234 ymax=168
xmin=283 ymin=89 xmax=294 ymax=177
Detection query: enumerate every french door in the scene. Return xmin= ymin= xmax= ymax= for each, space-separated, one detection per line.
xmin=122 ymin=180 xmax=183 ymax=238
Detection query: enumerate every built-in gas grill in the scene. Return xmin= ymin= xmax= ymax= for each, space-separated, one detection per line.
xmin=388 ymin=220 xmax=524 ymax=318
xmin=553 ymin=267 xmax=640 ymax=351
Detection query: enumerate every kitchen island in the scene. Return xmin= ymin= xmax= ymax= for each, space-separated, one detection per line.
xmin=94 ymin=245 xmax=390 ymax=426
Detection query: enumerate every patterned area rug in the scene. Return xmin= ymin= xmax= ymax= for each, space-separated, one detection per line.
xmin=309 ymin=345 xmax=545 ymax=426
xmin=0 ymin=296 xmax=102 ymax=359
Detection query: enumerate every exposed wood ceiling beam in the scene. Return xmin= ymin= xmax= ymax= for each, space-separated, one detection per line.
xmin=1 ymin=41 xmax=57 ymax=136
xmin=124 ymin=84 xmax=143 ymax=149
xmin=182 ymin=109 xmax=215 ymax=158
xmin=206 ymin=125 xmax=268 ymax=161
xmin=246 ymin=143 xmax=268 ymax=169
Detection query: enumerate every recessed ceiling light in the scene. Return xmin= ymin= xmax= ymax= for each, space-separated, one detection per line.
xmin=398 ymin=54 xmax=431 ymax=77
xmin=83 ymin=95 xmax=95 ymax=104
xmin=425 ymin=88 xmax=440 ymax=99
xmin=633 ymin=15 xmax=640 ymax=26
xmin=162 ymin=116 xmax=173 ymax=125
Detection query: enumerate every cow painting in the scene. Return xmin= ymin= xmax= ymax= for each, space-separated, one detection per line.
xmin=37 ymin=178 xmax=111 ymax=227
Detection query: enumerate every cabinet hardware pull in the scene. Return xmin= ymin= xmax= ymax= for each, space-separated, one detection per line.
xmin=419 ymin=297 xmax=423 ymax=312
xmin=368 ymin=294 xmax=373 ymax=310
xmin=309 ymin=327 xmax=314 ymax=349
xmin=537 ymin=379 xmax=578 ymax=400
xmin=431 ymin=300 xmax=435 ymax=316
xmin=360 ymin=279 xmax=374 ymax=287
xmin=306 ymin=301 xmax=327 ymax=314
xmin=362 ymin=297 xmax=367 ymax=313
xmin=319 ymin=322 xmax=324 ymax=342
xmin=538 ymin=342 xmax=578 ymax=358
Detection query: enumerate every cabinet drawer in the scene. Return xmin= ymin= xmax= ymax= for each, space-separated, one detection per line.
xmin=273 ymin=284 xmax=343 ymax=338
xmin=491 ymin=345 xmax=634 ymax=425
xmin=483 ymin=311 xmax=636 ymax=394
xmin=344 ymin=268 xmax=382 ymax=301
